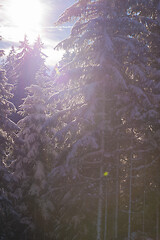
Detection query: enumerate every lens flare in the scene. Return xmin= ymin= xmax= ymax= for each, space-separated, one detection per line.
xmin=7 ymin=0 xmax=44 ymax=30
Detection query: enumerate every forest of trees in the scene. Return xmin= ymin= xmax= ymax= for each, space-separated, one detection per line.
xmin=0 ymin=0 xmax=160 ymax=239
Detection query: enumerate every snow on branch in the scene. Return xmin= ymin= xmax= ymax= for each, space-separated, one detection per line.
xmin=104 ymin=29 xmax=113 ymax=52
xmin=120 ymin=16 xmax=148 ymax=34
xmin=132 ymin=155 xmax=159 ymax=171
xmin=3 ymin=117 xmax=20 ymax=131
xmin=49 ymin=165 xmax=68 ymax=178
xmin=129 ymin=85 xmax=151 ymax=107
xmin=34 ymin=161 xmax=45 ymax=181
xmin=66 ymin=134 xmax=99 ymax=164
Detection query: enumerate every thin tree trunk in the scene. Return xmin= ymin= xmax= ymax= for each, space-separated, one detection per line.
xmin=104 ymin=181 xmax=108 ymax=240
xmin=142 ymin=190 xmax=146 ymax=236
xmin=142 ymin=157 xmax=146 ymax=237
xmin=128 ymin=144 xmax=133 ymax=240
xmin=115 ymin=143 xmax=119 ymax=239
xmin=33 ymin=202 xmax=36 ymax=240
xmin=96 ymin=82 xmax=105 ymax=240
xmin=156 ymin=196 xmax=159 ymax=240
xmin=97 ymin=164 xmax=103 ymax=240
xmin=43 ymin=220 xmax=45 ymax=240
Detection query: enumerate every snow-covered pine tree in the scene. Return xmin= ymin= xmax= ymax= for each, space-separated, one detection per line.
xmin=149 ymin=4 xmax=160 ymax=239
xmin=4 ymin=46 xmax=17 ymax=86
xmin=32 ymin=36 xmax=48 ymax=74
xmin=44 ymin=0 xmax=160 ymax=239
xmin=11 ymin=67 xmax=53 ymax=239
xmin=11 ymin=36 xmax=31 ymax=106
xmin=9 ymin=35 xmax=47 ymax=123
xmin=0 ymin=37 xmax=22 ymax=240
xmin=0 ymin=42 xmax=17 ymax=159
xmin=125 ymin=1 xmax=160 ymax=239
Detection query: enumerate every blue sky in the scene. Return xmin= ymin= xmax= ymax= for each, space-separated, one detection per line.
xmin=0 ymin=0 xmax=74 ymax=66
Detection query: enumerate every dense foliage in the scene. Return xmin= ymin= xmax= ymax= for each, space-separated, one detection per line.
xmin=0 ymin=1 xmax=160 ymax=240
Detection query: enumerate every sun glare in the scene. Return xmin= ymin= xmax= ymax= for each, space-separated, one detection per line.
xmin=5 ymin=0 xmax=46 ymax=42
xmin=2 ymin=0 xmax=63 ymax=66
xmin=7 ymin=0 xmax=44 ymax=32
xmin=8 ymin=0 xmax=43 ymax=28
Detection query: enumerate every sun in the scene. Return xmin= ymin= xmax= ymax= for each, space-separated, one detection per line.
xmin=7 ymin=0 xmax=44 ymax=30
xmin=5 ymin=0 xmax=46 ymax=42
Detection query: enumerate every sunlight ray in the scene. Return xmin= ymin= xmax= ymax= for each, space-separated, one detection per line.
xmin=7 ymin=0 xmax=44 ymax=29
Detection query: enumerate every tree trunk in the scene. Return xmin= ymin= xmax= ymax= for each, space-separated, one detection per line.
xmin=43 ymin=220 xmax=45 ymax=240
xmin=142 ymin=157 xmax=146 ymax=236
xmin=97 ymin=164 xmax=103 ymax=240
xmin=104 ymin=181 xmax=108 ymax=240
xmin=96 ymin=82 xmax=105 ymax=240
xmin=128 ymin=145 xmax=133 ymax=240
xmin=115 ymin=144 xmax=119 ymax=239
xmin=156 ymin=196 xmax=159 ymax=240
xmin=33 ymin=202 xmax=37 ymax=240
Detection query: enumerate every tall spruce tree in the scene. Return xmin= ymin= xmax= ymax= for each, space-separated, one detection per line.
xmin=11 ymin=67 xmax=53 ymax=239
xmin=6 ymin=35 xmax=47 ymax=123
xmin=4 ymin=46 xmax=17 ymax=86
xmin=0 ymin=37 xmax=22 ymax=240
xmin=127 ymin=1 xmax=160 ymax=239
xmin=44 ymin=0 xmax=159 ymax=239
